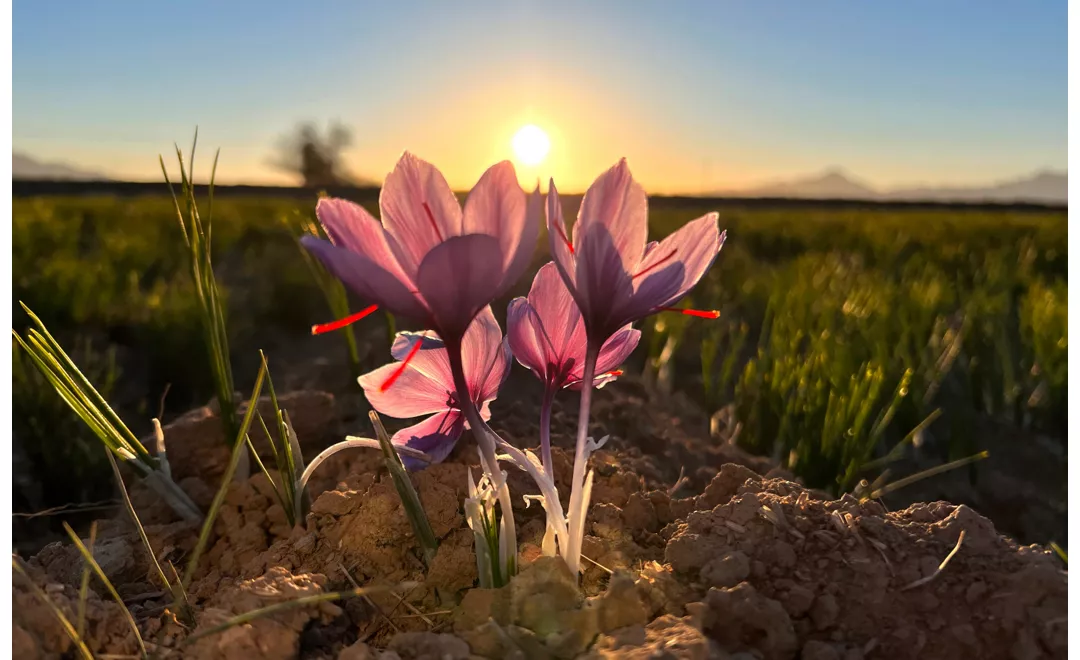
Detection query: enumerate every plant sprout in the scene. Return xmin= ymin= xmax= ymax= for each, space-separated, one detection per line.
xmin=161 ymin=131 xmax=243 ymax=475
xmin=13 ymin=303 xmax=202 ymax=524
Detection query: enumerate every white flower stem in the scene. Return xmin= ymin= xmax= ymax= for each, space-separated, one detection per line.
xmin=446 ymin=338 xmax=518 ymax=585
xmin=566 ymin=340 xmax=600 ymax=577
xmin=540 ymin=387 xmax=555 ymax=476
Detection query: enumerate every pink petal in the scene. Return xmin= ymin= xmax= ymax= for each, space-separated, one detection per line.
xmin=390 ymin=331 xmax=453 ymax=389
xmin=566 ymin=324 xmax=640 ymax=388
xmin=358 ymin=362 xmax=450 ymax=419
xmin=594 ymin=325 xmax=642 ymax=375
xmin=624 ymin=214 xmax=723 ymax=319
xmin=574 ymin=220 xmax=635 ymax=337
xmin=415 ymin=234 xmax=505 ymax=341
xmin=506 ymin=297 xmax=549 ymax=382
xmin=462 ymin=163 xmax=539 ymax=295
xmin=477 ymin=338 xmax=513 ymax=404
xmin=379 ymin=152 xmax=463 ymax=277
xmin=392 ymin=410 xmax=465 ymax=469
xmin=575 ymin=158 xmax=648 ymax=272
xmin=501 ymin=183 xmax=543 ymax=294
xmin=300 ymin=236 xmax=429 ymax=320
xmin=527 ymin=262 xmax=585 ymax=366
xmin=459 ymin=306 xmax=507 ymax=398
xmin=546 ymin=179 xmax=578 ymax=294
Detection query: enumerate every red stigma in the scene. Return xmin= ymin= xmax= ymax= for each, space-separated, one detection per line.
xmin=555 ymin=222 xmax=574 ymax=254
xmin=311 ymin=304 xmax=379 ymax=335
xmin=662 ymin=307 xmax=721 ymax=319
xmin=421 ymin=202 xmax=444 ymax=241
xmin=632 ymin=250 xmax=677 ymax=280
xmin=380 ymin=340 xmax=422 ymax=392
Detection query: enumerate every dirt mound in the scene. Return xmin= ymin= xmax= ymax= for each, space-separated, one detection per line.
xmin=12 ymin=383 xmax=1066 ymax=659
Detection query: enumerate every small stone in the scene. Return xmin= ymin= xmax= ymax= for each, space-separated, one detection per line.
xmin=810 ymin=593 xmax=840 ymax=630
xmin=802 ymin=640 xmax=842 ymax=660
xmin=700 ymin=551 xmax=750 ymax=588
xmin=781 ymin=584 xmax=815 ymax=618
xmin=772 ymin=541 xmax=797 ymax=568
xmin=965 ymin=581 xmax=987 ymax=604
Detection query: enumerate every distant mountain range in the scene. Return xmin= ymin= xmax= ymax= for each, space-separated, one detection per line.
xmin=13 ymin=153 xmax=111 ymax=181
xmin=725 ymin=168 xmax=1067 ymax=204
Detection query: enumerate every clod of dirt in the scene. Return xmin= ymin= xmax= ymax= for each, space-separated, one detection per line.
xmin=385 ymin=631 xmax=471 ymax=659
xmin=13 ymin=559 xmax=140 ymax=657
xmin=664 ymin=470 xmax=1068 ymax=660
xmin=188 ymin=567 xmax=341 ymax=660
xmin=693 ymin=583 xmax=797 ymax=660
xmin=145 ymin=390 xmax=338 ymax=483
xmin=588 ymin=614 xmax=712 ymax=659
xmin=455 ymin=556 xmax=650 ymax=659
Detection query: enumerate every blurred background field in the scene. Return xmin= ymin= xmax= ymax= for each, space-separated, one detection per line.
xmin=13 ymin=187 xmax=1067 ymax=548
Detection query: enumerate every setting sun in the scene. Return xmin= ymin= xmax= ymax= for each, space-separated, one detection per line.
xmin=511 ymin=124 xmax=550 ymax=167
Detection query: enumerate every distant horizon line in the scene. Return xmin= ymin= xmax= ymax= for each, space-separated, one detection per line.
xmin=10 ymin=177 xmax=1068 ymax=210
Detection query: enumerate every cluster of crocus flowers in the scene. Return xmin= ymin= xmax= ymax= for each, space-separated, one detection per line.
xmin=302 ymin=152 xmax=723 ymax=585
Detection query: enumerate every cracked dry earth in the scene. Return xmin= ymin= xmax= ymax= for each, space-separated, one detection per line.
xmin=13 ymin=382 xmax=1067 ymax=659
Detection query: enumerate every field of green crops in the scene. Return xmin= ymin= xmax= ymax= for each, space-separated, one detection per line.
xmin=13 ymin=191 xmax=1067 ymax=528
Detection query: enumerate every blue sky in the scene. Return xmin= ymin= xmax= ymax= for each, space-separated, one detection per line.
xmin=13 ymin=1 xmax=1066 ymax=192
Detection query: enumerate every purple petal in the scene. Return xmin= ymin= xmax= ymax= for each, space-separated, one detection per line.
xmin=574 ymin=221 xmax=635 ymax=338
xmin=575 ymin=159 xmax=648 ymax=272
xmin=316 ymin=198 xmax=397 ymax=266
xmin=300 ymin=236 xmax=429 ymax=321
xmin=624 ymin=214 xmax=723 ymax=319
xmin=566 ymin=324 xmax=640 ymax=389
xmin=546 ymin=179 xmax=578 ymax=295
xmin=459 ymin=306 xmax=507 ymax=399
xmin=506 ymin=297 xmax=549 ymax=382
xmin=416 ymin=234 xmax=505 ymax=341
xmin=379 ymin=152 xmax=463 ymax=277
xmin=477 ymin=338 xmax=513 ymax=404
xmin=501 ymin=184 xmax=543 ymax=294
xmin=527 ymin=262 xmax=585 ymax=367
xmin=594 ymin=325 xmax=642 ymax=375
xmin=390 ymin=331 xmax=453 ymax=390
xmin=462 ymin=162 xmax=538 ymax=296
xmin=392 ymin=410 xmax=465 ymax=469
xmin=358 ymin=362 xmax=450 ymax=419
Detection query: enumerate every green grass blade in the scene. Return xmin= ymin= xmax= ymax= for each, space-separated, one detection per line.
xmin=105 ymin=451 xmax=175 ymax=596
xmin=182 ymin=360 xmax=267 ymax=591
xmin=75 ymin=521 xmax=97 ymax=641
xmin=13 ymin=557 xmax=94 ymax=660
xmin=370 ymin=411 xmax=438 ymax=567
xmin=62 ymin=522 xmax=147 ymax=658
xmin=867 ymin=451 xmax=990 ymax=500
xmin=183 ymin=583 xmax=409 ymax=644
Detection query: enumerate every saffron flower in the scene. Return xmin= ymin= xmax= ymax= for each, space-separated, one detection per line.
xmin=358 ymin=307 xmax=511 ymax=470
xmin=547 ymin=158 xmax=725 ymax=342
xmin=545 ymin=158 xmax=725 ymax=579
xmin=507 ymin=262 xmax=640 ymax=393
xmin=302 ymin=152 xmax=541 ymax=342
xmin=507 ymin=262 xmax=640 ymax=473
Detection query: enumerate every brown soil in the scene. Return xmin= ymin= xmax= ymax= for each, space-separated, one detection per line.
xmin=13 ymin=378 xmax=1066 ymax=659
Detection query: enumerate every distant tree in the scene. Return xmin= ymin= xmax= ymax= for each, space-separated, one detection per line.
xmin=272 ymin=121 xmax=357 ymax=187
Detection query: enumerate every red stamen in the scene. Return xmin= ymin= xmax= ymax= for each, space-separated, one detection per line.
xmin=632 ymin=250 xmax=677 ymax=280
xmin=554 ymin=221 xmax=574 ymax=254
xmin=380 ymin=340 xmax=422 ymax=392
xmin=421 ymin=202 xmax=444 ymax=241
xmin=605 ymin=370 xmax=624 ymax=378
xmin=311 ymin=304 xmax=379 ymax=335
xmin=662 ymin=307 xmax=721 ymax=319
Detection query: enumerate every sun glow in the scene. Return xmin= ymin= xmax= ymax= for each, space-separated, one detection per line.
xmin=511 ymin=125 xmax=550 ymax=166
